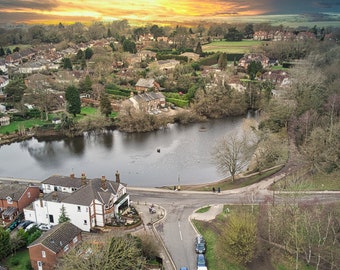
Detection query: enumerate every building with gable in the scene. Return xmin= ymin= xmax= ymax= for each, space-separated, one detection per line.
xmin=28 ymin=222 xmax=82 ymax=270
xmin=135 ymin=78 xmax=161 ymax=93
xmin=0 ymin=182 xmax=41 ymax=222
xmin=24 ymin=172 xmax=129 ymax=232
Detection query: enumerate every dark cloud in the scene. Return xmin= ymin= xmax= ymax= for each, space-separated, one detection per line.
xmin=0 ymin=0 xmax=59 ymax=11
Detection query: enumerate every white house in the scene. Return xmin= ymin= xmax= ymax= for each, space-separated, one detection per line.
xmin=24 ymin=172 xmax=129 ymax=232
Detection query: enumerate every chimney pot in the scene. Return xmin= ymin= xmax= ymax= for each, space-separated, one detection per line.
xmin=70 ymin=173 xmax=75 ymax=179
xmin=101 ymin=176 xmax=107 ymax=190
xmin=115 ymin=170 xmax=120 ymax=183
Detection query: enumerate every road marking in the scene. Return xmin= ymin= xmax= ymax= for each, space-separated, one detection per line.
xmin=178 ymin=221 xmax=183 ymax=240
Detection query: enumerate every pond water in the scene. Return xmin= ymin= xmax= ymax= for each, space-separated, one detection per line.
xmin=0 ymin=116 xmax=249 ymax=187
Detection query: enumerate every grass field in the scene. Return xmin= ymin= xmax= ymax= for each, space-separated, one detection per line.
xmin=202 ymin=40 xmax=263 ymax=53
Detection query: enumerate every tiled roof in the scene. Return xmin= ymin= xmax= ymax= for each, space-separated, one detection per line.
xmin=136 ymin=78 xmax=155 ymax=88
xmin=28 ymin=222 xmax=81 ymax=253
xmin=42 ymin=175 xmax=84 ymax=189
xmin=0 ymin=183 xmax=35 ymax=201
xmin=62 ymin=178 xmax=121 ymax=205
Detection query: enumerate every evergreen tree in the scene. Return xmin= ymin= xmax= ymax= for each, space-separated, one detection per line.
xmin=247 ymin=60 xmax=263 ymax=80
xmin=4 ymin=76 xmax=26 ymax=102
xmin=195 ymin=42 xmax=203 ymax=55
xmin=62 ymin=57 xmax=73 ymax=70
xmin=58 ymin=205 xmax=71 ymax=223
xmin=0 ymin=228 xmax=11 ymax=260
xmin=0 ymin=47 xmax=5 ymax=56
xmin=84 ymin=47 xmax=94 ymax=59
xmin=65 ymin=85 xmax=81 ymax=116
xmin=109 ymin=42 xmax=116 ymax=52
xmin=100 ymin=92 xmax=112 ymax=117
xmin=218 ymin=52 xmax=228 ymax=70
xmin=76 ymin=49 xmax=84 ymax=60
xmin=79 ymin=75 xmax=92 ymax=93
xmin=122 ymin=39 xmax=137 ymax=53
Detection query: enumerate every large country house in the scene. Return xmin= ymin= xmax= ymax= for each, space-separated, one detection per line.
xmin=24 ymin=172 xmax=129 ymax=232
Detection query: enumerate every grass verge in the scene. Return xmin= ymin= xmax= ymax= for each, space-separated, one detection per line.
xmin=4 ymin=249 xmax=31 ymax=270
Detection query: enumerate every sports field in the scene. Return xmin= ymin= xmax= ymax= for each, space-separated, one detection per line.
xmin=202 ymin=40 xmax=264 ymax=54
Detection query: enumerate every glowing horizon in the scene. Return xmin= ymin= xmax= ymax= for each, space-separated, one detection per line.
xmin=0 ymin=0 xmax=339 ymax=25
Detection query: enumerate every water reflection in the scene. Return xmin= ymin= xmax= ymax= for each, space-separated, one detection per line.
xmin=0 ymin=117 xmax=248 ymax=187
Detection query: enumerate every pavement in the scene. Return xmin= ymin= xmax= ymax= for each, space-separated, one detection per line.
xmin=132 ymin=201 xmax=224 ymax=270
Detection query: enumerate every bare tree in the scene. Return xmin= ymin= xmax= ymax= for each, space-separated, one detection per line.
xmin=213 ymin=132 xmax=255 ymax=182
xmin=57 ymin=234 xmax=146 ymax=270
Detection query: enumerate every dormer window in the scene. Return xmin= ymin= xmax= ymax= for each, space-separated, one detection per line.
xmin=6 ymin=196 xmax=13 ymax=204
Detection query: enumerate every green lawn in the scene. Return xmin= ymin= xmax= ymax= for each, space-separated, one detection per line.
xmin=0 ymin=107 xmax=117 ymax=135
xmin=4 ymin=249 xmax=31 ymax=270
xmin=0 ymin=118 xmax=47 ymax=134
xmin=202 ymin=40 xmax=264 ymax=53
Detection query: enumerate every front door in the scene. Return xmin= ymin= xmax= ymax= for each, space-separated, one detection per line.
xmin=37 ymin=261 xmax=43 ymax=270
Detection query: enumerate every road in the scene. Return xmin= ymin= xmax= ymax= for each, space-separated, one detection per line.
xmin=2 ymin=176 xmax=339 ymax=270
xmin=128 ymin=183 xmax=340 ymax=270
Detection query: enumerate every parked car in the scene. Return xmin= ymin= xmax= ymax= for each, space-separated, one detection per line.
xmin=38 ymin=223 xmax=52 ymax=231
xmin=197 ymin=267 xmax=208 ymax=270
xmin=6 ymin=218 xmax=21 ymax=232
xmin=197 ymin=254 xmax=206 ymax=268
xmin=179 ymin=267 xmax=189 ymax=270
xmin=17 ymin=220 xmax=33 ymax=230
xmin=195 ymin=235 xmax=206 ymax=254
xmin=25 ymin=222 xmax=37 ymax=232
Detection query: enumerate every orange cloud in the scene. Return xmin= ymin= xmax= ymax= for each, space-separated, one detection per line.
xmin=1 ymin=0 xmax=333 ymax=25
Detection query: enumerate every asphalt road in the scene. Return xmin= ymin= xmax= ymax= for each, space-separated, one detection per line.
xmin=128 ymin=187 xmax=340 ymax=270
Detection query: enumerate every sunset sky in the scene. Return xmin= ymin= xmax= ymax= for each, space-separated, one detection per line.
xmin=1 ymin=0 xmax=340 ymax=25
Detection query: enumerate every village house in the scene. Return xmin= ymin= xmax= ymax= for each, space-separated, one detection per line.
xmin=261 ymin=70 xmax=291 ymax=88
xmin=137 ymin=50 xmax=157 ymax=61
xmin=28 ymin=222 xmax=82 ymax=270
xmin=135 ymin=78 xmax=161 ymax=93
xmin=238 ymin=53 xmax=270 ymax=70
xmin=154 ymin=59 xmax=180 ymax=71
xmin=0 ymin=182 xmax=41 ymax=222
xmin=180 ymin=52 xmax=200 ymax=62
xmin=18 ymin=60 xmax=48 ymax=74
xmin=127 ymin=91 xmax=166 ymax=114
xmin=24 ymin=172 xmax=130 ymax=232
xmin=0 ymin=116 xmax=10 ymax=126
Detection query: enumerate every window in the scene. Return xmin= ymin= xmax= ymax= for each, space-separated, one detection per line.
xmin=27 ymin=192 xmax=31 ymax=198
xmin=6 ymin=196 xmax=13 ymax=204
xmin=49 ymin=215 xmax=54 ymax=223
xmin=84 ymin=220 xmax=87 ymax=225
xmin=64 ymin=244 xmax=69 ymax=252
xmin=73 ymin=236 xmax=78 ymax=244
xmin=42 ymin=251 xmax=46 ymax=258
xmin=77 ymin=206 xmax=81 ymax=212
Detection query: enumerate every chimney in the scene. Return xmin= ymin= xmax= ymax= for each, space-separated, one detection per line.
xmin=115 ymin=170 xmax=120 ymax=183
xmin=101 ymin=176 xmax=107 ymax=191
xmin=81 ymin=172 xmax=87 ymax=185
xmin=52 ymin=192 xmax=58 ymax=201
xmin=70 ymin=173 xmax=75 ymax=179
xmin=39 ymin=192 xmax=44 ymax=207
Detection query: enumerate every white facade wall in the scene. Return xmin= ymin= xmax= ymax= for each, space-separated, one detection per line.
xmin=93 ymin=199 xmax=105 ymax=227
xmin=42 ymin=183 xmax=77 ymax=194
xmin=28 ymin=199 xmax=92 ymax=231
xmin=64 ymin=202 xmax=92 ymax=231
xmin=24 ymin=209 xmax=37 ymax=223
